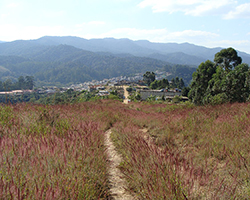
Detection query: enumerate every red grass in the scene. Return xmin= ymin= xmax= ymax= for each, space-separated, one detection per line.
xmin=0 ymin=100 xmax=249 ymax=199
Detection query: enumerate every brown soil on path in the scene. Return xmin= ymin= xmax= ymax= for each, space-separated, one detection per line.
xmin=104 ymin=129 xmax=136 ymax=200
xmin=123 ymin=86 xmax=129 ymax=104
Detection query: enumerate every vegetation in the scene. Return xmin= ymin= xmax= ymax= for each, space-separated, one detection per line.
xmin=0 ymin=99 xmax=249 ymax=199
xmin=0 ymin=102 xmax=114 ymax=199
xmin=143 ymin=71 xmax=156 ymax=86
xmin=110 ymin=101 xmax=250 ymax=199
xmin=188 ymin=48 xmax=250 ymax=105
xmin=0 ymin=88 xmax=123 ymax=104
xmin=149 ymin=76 xmax=185 ymax=90
xmin=150 ymin=78 xmax=169 ymax=89
xmin=2 ymin=42 xmax=250 ymax=199
xmin=0 ymin=45 xmax=196 ymax=86
xmin=0 ymin=76 xmax=34 ymax=91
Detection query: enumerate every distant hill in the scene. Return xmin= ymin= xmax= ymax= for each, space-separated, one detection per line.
xmin=0 ymin=44 xmax=196 ymax=85
xmin=1 ymin=36 xmax=250 ymax=65
xmin=0 ymin=36 xmax=249 ymax=86
xmin=29 ymin=36 xmax=250 ymax=65
xmin=147 ymin=52 xmax=204 ymax=66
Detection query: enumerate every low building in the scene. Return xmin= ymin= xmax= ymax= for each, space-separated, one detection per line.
xmin=97 ymin=90 xmax=109 ymax=96
xmin=139 ymin=89 xmax=182 ymax=100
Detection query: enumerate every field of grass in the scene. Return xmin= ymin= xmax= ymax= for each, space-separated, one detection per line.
xmin=0 ymin=103 xmax=113 ymax=199
xmin=0 ymin=100 xmax=249 ymax=199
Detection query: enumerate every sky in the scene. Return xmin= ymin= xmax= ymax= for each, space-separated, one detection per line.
xmin=0 ymin=0 xmax=250 ymax=53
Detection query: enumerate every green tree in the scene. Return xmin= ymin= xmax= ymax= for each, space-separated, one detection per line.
xmin=0 ymin=81 xmax=3 ymax=91
xmin=214 ymin=47 xmax=242 ymax=72
xmin=223 ymin=63 xmax=250 ymax=102
xmin=179 ymin=78 xmax=185 ymax=88
xmin=150 ymin=78 xmax=169 ymax=90
xmin=188 ymin=60 xmax=216 ymax=105
xmin=18 ymin=76 xmax=26 ymax=89
xmin=3 ymin=79 xmax=13 ymax=91
xmin=169 ymin=77 xmax=185 ymax=89
xmin=25 ymin=76 xmax=34 ymax=90
xmin=182 ymin=87 xmax=190 ymax=97
xmin=161 ymin=78 xmax=169 ymax=88
xmin=189 ymin=47 xmax=250 ymax=105
xmin=143 ymin=71 xmax=155 ymax=86
xmin=150 ymin=80 xmax=159 ymax=89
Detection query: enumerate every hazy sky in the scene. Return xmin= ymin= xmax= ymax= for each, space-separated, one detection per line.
xmin=0 ymin=0 xmax=250 ymax=53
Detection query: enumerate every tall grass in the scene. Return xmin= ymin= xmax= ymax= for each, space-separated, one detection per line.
xmin=0 ymin=103 xmax=111 ymax=199
xmin=1 ymin=100 xmax=249 ymax=199
xmin=110 ymin=101 xmax=250 ymax=199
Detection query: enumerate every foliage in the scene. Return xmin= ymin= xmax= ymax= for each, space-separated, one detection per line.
xmin=128 ymin=91 xmax=141 ymax=102
xmin=1 ymin=100 xmax=250 ymax=199
xmin=188 ymin=60 xmax=216 ymax=104
xmin=170 ymin=76 xmax=185 ymax=89
xmin=172 ymin=95 xmax=182 ymax=103
xmin=214 ymin=47 xmax=242 ymax=72
xmin=189 ymin=48 xmax=250 ymax=105
xmin=0 ymin=103 xmax=112 ymax=199
xmin=126 ymin=86 xmax=133 ymax=92
xmin=143 ymin=71 xmax=155 ymax=86
xmin=109 ymin=101 xmax=250 ymax=199
xmin=166 ymin=64 xmax=196 ymax=86
xmin=181 ymin=86 xmax=190 ymax=97
xmin=150 ymin=78 xmax=169 ymax=89
xmin=0 ymin=76 xmax=34 ymax=91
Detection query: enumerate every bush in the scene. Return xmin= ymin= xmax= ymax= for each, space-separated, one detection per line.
xmin=172 ymin=95 xmax=181 ymax=103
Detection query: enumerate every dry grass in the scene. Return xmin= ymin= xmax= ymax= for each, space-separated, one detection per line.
xmin=0 ymin=100 xmax=249 ymax=199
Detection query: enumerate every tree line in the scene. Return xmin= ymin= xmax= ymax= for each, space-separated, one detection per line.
xmin=0 ymin=76 xmax=34 ymax=91
xmin=188 ymin=47 xmax=250 ymax=105
xmin=143 ymin=71 xmax=185 ymax=90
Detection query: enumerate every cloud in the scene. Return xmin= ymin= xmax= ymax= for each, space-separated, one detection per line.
xmin=138 ymin=0 xmax=236 ymax=16
xmin=224 ymin=3 xmax=250 ymax=19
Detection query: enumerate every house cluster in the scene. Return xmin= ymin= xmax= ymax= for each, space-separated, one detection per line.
xmin=0 ymin=71 xmax=173 ymax=98
xmin=154 ymin=71 xmax=172 ymax=80
xmin=66 ymin=71 xmax=170 ymax=92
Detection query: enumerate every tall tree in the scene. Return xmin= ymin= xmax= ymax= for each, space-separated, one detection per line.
xmin=188 ymin=60 xmax=217 ymax=105
xmin=143 ymin=71 xmax=155 ymax=86
xmin=25 ymin=76 xmax=34 ymax=90
xmin=189 ymin=48 xmax=250 ymax=105
xmin=223 ymin=63 xmax=250 ymax=103
xmin=214 ymin=47 xmax=242 ymax=72
xmin=18 ymin=76 xmax=26 ymax=89
xmin=3 ymin=79 xmax=13 ymax=91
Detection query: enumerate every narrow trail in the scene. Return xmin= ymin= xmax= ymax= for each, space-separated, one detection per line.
xmin=122 ymin=86 xmax=129 ymax=104
xmin=104 ymin=129 xmax=135 ymax=200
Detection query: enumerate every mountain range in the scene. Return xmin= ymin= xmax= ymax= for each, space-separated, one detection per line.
xmin=0 ymin=36 xmax=249 ymax=86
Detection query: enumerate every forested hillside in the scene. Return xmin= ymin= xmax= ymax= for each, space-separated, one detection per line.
xmin=2 ymin=36 xmax=250 ymax=65
xmin=0 ymin=44 xmax=196 ymax=86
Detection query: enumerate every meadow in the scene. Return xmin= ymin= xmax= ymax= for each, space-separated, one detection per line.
xmin=0 ymin=100 xmax=249 ymax=199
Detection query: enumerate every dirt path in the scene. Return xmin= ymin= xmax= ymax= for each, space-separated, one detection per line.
xmin=104 ymin=129 xmax=135 ymax=200
xmin=123 ymin=86 xmax=129 ymax=104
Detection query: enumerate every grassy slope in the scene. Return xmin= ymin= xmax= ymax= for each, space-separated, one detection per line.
xmin=0 ymin=100 xmax=249 ymax=199
xmin=110 ymin=101 xmax=250 ymax=199
xmin=0 ymin=102 xmax=115 ymax=199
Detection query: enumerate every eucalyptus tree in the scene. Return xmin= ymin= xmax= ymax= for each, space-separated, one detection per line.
xmin=214 ymin=47 xmax=242 ymax=72
xmin=189 ymin=48 xmax=250 ymax=105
